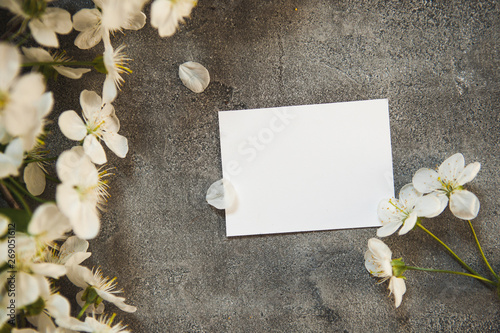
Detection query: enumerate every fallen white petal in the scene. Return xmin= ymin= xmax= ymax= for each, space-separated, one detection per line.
xmin=179 ymin=61 xmax=210 ymax=93
xmin=206 ymin=179 xmax=236 ymax=210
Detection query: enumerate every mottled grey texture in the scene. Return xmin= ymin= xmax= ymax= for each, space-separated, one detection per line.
xmin=3 ymin=0 xmax=500 ymax=332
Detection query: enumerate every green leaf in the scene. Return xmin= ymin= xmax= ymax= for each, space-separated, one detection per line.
xmin=0 ymin=209 xmax=31 ymax=233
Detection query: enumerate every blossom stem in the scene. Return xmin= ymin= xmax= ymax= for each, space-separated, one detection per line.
xmin=405 ymin=266 xmax=496 ymax=285
xmin=45 ymin=174 xmax=61 ymax=184
xmin=0 ymin=183 xmax=20 ymax=209
xmin=22 ymin=60 xmax=96 ymax=67
xmin=467 ymin=220 xmax=499 ymax=281
xmin=416 ymin=222 xmax=479 ymax=276
xmin=7 ymin=177 xmax=51 ymax=204
xmin=24 ymin=156 xmax=58 ymax=164
xmin=77 ymin=302 xmax=91 ymax=320
xmin=0 ymin=180 xmax=31 ymax=215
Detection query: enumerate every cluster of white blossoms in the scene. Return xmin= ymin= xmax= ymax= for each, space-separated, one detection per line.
xmin=0 ymin=0 xmax=199 ymax=331
xmin=366 ymin=153 xmax=484 ymax=308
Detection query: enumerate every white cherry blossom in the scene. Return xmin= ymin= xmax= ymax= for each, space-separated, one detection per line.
xmin=67 ymin=265 xmax=137 ymax=314
xmin=0 ymin=43 xmax=53 ymax=151
xmin=413 ymin=153 xmax=481 ymax=220
xmin=377 ymin=184 xmax=441 ymax=237
xmin=0 ymin=1 xmax=72 ymax=48
xmin=364 ymin=238 xmax=406 ymax=308
xmin=56 ymin=146 xmax=108 ymax=239
xmin=59 ymin=90 xmax=128 ymax=164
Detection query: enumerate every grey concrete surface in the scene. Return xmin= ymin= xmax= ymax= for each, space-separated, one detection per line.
xmin=3 ymin=0 xmax=500 ymax=332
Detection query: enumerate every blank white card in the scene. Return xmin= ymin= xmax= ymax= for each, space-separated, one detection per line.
xmin=218 ymin=99 xmax=394 ymax=237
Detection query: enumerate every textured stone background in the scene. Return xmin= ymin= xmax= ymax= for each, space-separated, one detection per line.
xmin=2 ymin=0 xmax=500 ymax=332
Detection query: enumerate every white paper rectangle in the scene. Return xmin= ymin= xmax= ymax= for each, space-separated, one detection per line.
xmin=218 ymin=99 xmax=394 ymax=237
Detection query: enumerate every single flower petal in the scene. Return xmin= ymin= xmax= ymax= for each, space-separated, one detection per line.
xmin=29 ymin=19 xmax=59 ymax=48
xmin=54 ymin=66 xmax=91 ymax=79
xmin=122 ymin=11 xmax=146 ymax=30
xmin=66 ymin=265 xmax=91 ymax=289
xmin=37 ymin=91 xmax=54 ymax=118
xmin=388 ymin=276 xmax=406 ymax=308
xmin=17 ymin=272 xmax=40 ymax=308
xmin=398 ymin=211 xmax=417 ymax=235
xmin=413 ymin=194 xmax=442 ymax=218
xmin=457 ymin=162 xmax=481 ymax=186
xmin=28 ymin=203 xmax=71 ymax=241
xmin=179 ymin=61 xmax=210 ymax=93
xmin=60 ymin=236 xmax=89 ymax=257
xmin=376 ymin=220 xmax=402 ymax=238
xmin=58 ymin=111 xmax=87 ymax=141
xmin=412 ymin=168 xmax=441 ymax=193
xmin=46 ymin=293 xmax=70 ymax=319
xmin=72 ymin=202 xmax=100 ymax=240
xmin=83 ymin=135 xmax=107 ymax=164
xmin=80 ymin=90 xmax=103 ymax=121
xmin=206 ymin=179 xmax=236 ymax=210
xmin=438 ymin=153 xmax=464 ymax=183
xmin=102 ymin=132 xmax=128 ymax=158
xmin=0 ymin=43 xmax=20 ymax=91
xmin=102 ymin=75 xmax=117 ymax=104
xmin=398 ymin=183 xmax=421 ymax=209
xmin=73 ymin=8 xmax=101 ymax=31
xmin=42 ymin=8 xmax=73 ymax=34
xmin=22 ymin=47 xmax=53 ymax=62
xmin=74 ymin=27 xmax=104 ymax=50
xmin=95 ymin=289 xmax=137 ymax=313
xmin=422 ymin=191 xmax=448 ymax=217
xmin=31 ymin=263 xmax=67 ymax=279
xmin=449 ymin=190 xmax=480 ymax=220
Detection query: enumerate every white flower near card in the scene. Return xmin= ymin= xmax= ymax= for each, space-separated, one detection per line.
xmin=206 ymin=179 xmax=236 ymax=210
xmin=179 ymin=61 xmax=210 ymax=93
xmin=364 ymin=238 xmax=406 ymax=308
xmin=377 ymin=184 xmax=441 ymax=237
xmin=413 ymin=153 xmax=481 ymax=220
xmin=59 ymin=90 xmax=128 ymax=165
